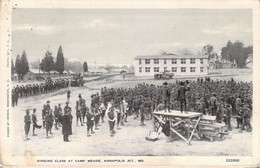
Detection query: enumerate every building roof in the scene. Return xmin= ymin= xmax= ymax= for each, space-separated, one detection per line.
xmin=135 ymin=54 xmax=208 ymax=59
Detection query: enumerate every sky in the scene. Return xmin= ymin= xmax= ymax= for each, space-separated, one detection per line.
xmin=12 ymin=9 xmax=252 ymax=65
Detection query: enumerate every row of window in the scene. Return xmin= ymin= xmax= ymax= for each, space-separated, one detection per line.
xmin=139 ymin=67 xmax=204 ymax=73
xmin=139 ymin=58 xmax=204 ymax=65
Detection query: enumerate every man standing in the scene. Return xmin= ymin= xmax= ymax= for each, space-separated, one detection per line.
xmin=32 ymin=108 xmax=42 ymax=136
xmin=240 ymin=105 xmax=252 ymax=132
xmin=106 ymin=102 xmax=116 ymax=137
xmin=61 ymin=110 xmax=72 ymax=142
xmin=177 ymin=81 xmax=190 ymax=113
xmin=67 ymin=89 xmax=71 ymax=103
xmin=86 ymin=108 xmax=95 ymax=136
xmin=209 ymin=93 xmax=218 ymax=116
xmin=162 ymin=82 xmax=171 ymax=112
xmin=75 ymin=101 xmax=83 ymax=126
xmin=45 ymin=110 xmax=54 ymax=138
xmin=24 ymin=109 xmax=31 ymax=141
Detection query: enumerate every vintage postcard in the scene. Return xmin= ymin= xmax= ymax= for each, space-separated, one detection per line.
xmin=0 ymin=0 xmax=260 ymax=167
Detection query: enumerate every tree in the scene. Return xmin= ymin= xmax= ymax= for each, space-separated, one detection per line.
xmin=20 ymin=50 xmax=30 ymax=77
xmin=11 ymin=59 xmax=15 ymax=76
xmin=83 ymin=61 xmax=88 ymax=73
xmin=15 ymin=51 xmax=29 ymax=81
xmin=221 ymin=40 xmax=253 ymax=68
xmin=15 ymin=55 xmax=21 ymax=81
xmin=181 ymin=48 xmax=193 ymax=55
xmin=203 ymin=44 xmax=214 ymax=55
xmin=40 ymin=50 xmax=55 ymax=76
xmin=55 ymin=45 xmax=65 ymax=74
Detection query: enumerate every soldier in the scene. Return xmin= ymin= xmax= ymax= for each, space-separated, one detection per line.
xmin=106 ymin=102 xmax=116 ymax=137
xmin=32 ymin=108 xmax=42 ymax=136
xmin=81 ymin=99 xmax=87 ymax=123
xmin=67 ymin=89 xmax=71 ymax=103
xmin=120 ymin=97 xmax=128 ymax=123
xmin=42 ymin=104 xmax=47 ymax=129
xmin=240 ymin=105 xmax=252 ymax=132
xmin=162 ymin=81 xmax=171 ymax=112
xmin=64 ymin=102 xmax=71 ymax=114
xmin=209 ymin=93 xmax=218 ymax=116
xmin=75 ymin=101 xmax=83 ymax=126
xmin=24 ymin=109 xmax=31 ymax=141
xmin=177 ymin=81 xmax=190 ymax=113
xmin=133 ymin=96 xmax=140 ymax=119
xmin=54 ymin=105 xmax=60 ymax=130
xmin=99 ymin=100 xmax=106 ymax=123
xmin=224 ymin=104 xmax=232 ymax=131
xmin=45 ymin=109 xmax=54 ymax=138
xmin=86 ymin=108 xmax=95 ymax=136
xmin=236 ymin=105 xmax=243 ymax=129
xmin=115 ymin=103 xmax=122 ymax=130
xmin=140 ymin=103 xmax=145 ymax=126
xmin=61 ymin=110 xmax=72 ymax=142
xmin=94 ymin=103 xmax=101 ymax=130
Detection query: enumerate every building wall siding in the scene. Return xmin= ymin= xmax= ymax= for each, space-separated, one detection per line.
xmin=135 ymin=58 xmax=208 ymax=76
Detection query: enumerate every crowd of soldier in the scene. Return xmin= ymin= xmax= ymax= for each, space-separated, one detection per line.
xmin=12 ymin=79 xmax=69 ymax=107
xmin=23 ymin=78 xmax=253 ymax=142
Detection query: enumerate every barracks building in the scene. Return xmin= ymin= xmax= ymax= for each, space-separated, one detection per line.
xmin=134 ymin=53 xmax=209 ymax=77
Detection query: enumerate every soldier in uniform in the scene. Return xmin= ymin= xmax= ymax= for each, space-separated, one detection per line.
xmin=240 ymin=105 xmax=252 ymax=132
xmin=209 ymin=93 xmax=218 ymax=116
xmin=99 ymin=100 xmax=106 ymax=123
xmin=24 ymin=109 xmax=31 ymax=141
xmin=75 ymin=101 xmax=83 ymax=126
xmin=224 ymin=104 xmax=232 ymax=131
xmin=61 ymin=110 xmax=72 ymax=142
xmin=106 ymin=102 xmax=116 ymax=137
xmin=54 ymin=105 xmax=60 ymax=130
xmin=67 ymin=89 xmax=71 ymax=103
xmin=93 ymin=103 xmax=101 ymax=130
xmin=162 ymin=82 xmax=171 ymax=112
xmin=139 ymin=103 xmax=145 ymax=126
xmin=177 ymin=81 xmax=190 ymax=113
xmin=86 ymin=107 xmax=95 ymax=137
xmin=32 ymin=108 xmax=42 ymax=136
xmin=45 ymin=109 xmax=54 ymax=138
xmin=236 ymin=105 xmax=243 ymax=129
xmin=81 ymin=99 xmax=87 ymax=123
xmin=42 ymin=104 xmax=47 ymax=129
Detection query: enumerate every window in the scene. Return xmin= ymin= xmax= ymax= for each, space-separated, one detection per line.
xmin=145 ymin=59 xmax=150 ymax=64
xmin=154 ymin=59 xmax=159 ymax=64
xmin=190 ymin=58 xmax=195 ymax=64
xmin=181 ymin=58 xmax=186 ymax=64
xmin=190 ymin=67 xmax=196 ymax=72
xmin=139 ymin=59 xmax=142 ymax=65
xmin=164 ymin=67 xmax=167 ymax=72
xmin=139 ymin=67 xmax=142 ymax=73
xmin=200 ymin=67 xmax=204 ymax=73
xmin=145 ymin=67 xmax=150 ymax=72
xmin=200 ymin=58 xmax=203 ymax=64
xmin=164 ymin=59 xmax=167 ymax=64
xmin=181 ymin=67 xmax=186 ymax=72
xmin=172 ymin=67 xmax=177 ymax=72
xmin=172 ymin=59 xmax=177 ymax=64
xmin=154 ymin=67 xmax=159 ymax=72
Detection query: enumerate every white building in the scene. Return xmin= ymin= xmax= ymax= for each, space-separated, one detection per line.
xmin=134 ymin=53 xmax=209 ymax=77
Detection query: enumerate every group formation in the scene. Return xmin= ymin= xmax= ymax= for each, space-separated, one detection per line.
xmin=99 ymin=77 xmax=252 ymax=132
xmin=12 ymin=79 xmax=69 ymax=107
xmin=23 ymin=77 xmax=253 ymax=142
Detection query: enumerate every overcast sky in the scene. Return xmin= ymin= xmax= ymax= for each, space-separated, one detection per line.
xmin=12 ymin=9 xmax=252 ymax=65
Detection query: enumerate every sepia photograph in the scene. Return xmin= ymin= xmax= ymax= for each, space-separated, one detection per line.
xmin=1 ymin=0 xmax=260 ymax=167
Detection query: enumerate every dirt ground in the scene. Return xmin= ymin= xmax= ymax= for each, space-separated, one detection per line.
xmin=11 ymin=69 xmax=252 ymax=156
